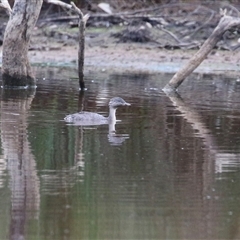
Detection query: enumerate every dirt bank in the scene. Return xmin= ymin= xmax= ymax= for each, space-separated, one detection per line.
xmin=25 ymin=34 xmax=240 ymax=75
xmin=1 ymin=39 xmax=239 ymax=76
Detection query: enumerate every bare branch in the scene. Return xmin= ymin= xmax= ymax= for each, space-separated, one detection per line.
xmin=0 ymin=0 xmax=12 ymax=16
xmin=44 ymin=0 xmax=72 ymax=10
xmin=44 ymin=0 xmax=89 ymax=21
xmin=70 ymin=1 xmax=82 ymax=17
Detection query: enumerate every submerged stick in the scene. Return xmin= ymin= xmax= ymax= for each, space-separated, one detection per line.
xmin=163 ymin=12 xmax=240 ymax=93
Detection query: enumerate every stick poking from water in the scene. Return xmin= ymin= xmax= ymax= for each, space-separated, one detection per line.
xmin=44 ymin=0 xmax=89 ymax=90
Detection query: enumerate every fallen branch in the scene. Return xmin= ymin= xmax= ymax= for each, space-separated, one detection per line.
xmin=158 ymin=26 xmax=200 ymax=49
xmin=44 ymin=0 xmax=89 ymax=90
xmin=163 ymin=12 xmax=240 ymax=93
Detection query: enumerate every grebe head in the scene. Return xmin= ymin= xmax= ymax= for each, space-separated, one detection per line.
xmin=109 ymin=97 xmax=131 ymax=109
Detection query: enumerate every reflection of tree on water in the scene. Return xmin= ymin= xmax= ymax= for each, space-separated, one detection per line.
xmin=165 ymin=90 xmax=240 ymax=174
xmin=163 ymin=91 xmax=237 ymax=239
xmin=0 ymin=89 xmax=40 ymax=240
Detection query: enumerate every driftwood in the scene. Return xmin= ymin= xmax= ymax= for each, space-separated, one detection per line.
xmin=163 ymin=11 xmax=240 ymax=92
xmin=44 ymin=0 xmax=89 ymax=90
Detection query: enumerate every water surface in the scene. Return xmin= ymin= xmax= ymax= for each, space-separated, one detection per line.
xmin=0 ymin=67 xmax=240 ymax=239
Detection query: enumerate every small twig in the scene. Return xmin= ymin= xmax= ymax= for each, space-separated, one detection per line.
xmin=44 ymin=0 xmax=72 ymax=10
xmin=70 ymin=1 xmax=83 ymax=18
xmin=220 ymin=3 xmax=240 ymax=17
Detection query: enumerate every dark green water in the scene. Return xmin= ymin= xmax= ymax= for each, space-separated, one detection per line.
xmin=0 ymin=67 xmax=240 ymax=239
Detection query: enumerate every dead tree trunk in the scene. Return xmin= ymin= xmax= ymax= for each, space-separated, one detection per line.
xmin=163 ymin=13 xmax=240 ymax=93
xmin=44 ymin=0 xmax=89 ymax=90
xmin=2 ymin=0 xmax=43 ymax=87
xmin=70 ymin=3 xmax=89 ymax=91
xmin=78 ymin=12 xmax=87 ymax=90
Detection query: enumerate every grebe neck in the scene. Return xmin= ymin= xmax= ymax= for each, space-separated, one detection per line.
xmin=108 ymin=107 xmax=117 ymax=123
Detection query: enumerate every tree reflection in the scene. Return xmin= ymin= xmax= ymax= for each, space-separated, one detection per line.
xmin=0 ymin=89 xmax=40 ymax=240
xmin=165 ymin=90 xmax=240 ymax=174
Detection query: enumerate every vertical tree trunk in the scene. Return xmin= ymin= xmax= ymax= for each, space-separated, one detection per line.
xmin=44 ymin=1 xmax=88 ymax=90
xmin=2 ymin=0 xmax=43 ymax=87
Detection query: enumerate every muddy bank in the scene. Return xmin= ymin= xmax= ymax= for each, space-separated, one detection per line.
xmin=28 ymin=43 xmax=240 ymax=75
xmin=1 ymin=44 xmax=239 ymax=76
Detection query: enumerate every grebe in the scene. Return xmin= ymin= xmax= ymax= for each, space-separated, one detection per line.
xmin=64 ymin=97 xmax=130 ymax=125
